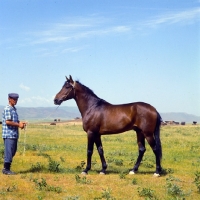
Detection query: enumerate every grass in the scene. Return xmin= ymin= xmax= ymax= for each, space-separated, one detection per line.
xmin=0 ymin=123 xmax=199 ymax=199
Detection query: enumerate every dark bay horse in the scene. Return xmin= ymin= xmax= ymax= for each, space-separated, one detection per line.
xmin=54 ymin=75 xmax=162 ymax=176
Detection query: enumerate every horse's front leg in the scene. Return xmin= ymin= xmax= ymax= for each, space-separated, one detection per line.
xmin=82 ymin=132 xmax=94 ymax=175
xmin=95 ymin=135 xmax=107 ymax=175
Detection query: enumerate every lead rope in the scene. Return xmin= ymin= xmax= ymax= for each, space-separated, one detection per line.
xmin=22 ymin=105 xmax=60 ymax=156
xmin=23 ymin=124 xmax=27 ymax=156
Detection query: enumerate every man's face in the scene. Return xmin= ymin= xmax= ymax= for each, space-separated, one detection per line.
xmin=9 ymin=97 xmax=18 ymax=106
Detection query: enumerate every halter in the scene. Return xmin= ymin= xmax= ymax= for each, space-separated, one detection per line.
xmin=63 ymin=84 xmax=74 ymax=99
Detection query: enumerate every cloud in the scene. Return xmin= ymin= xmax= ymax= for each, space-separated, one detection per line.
xmin=30 ymin=96 xmax=51 ymax=103
xmin=31 ymin=25 xmax=131 ymax=45
xmin=143 ymin=7 xmax=200 ymax=27
xmin=28 ymin=16 xmax=131 ymax=45
xmin=20 ymin=96 xmax=52 ymax=105
xmin=17 ymin=7 xmax=199 ymax=55
xmin=28 ymin=8 xmax=199 ymax=46
xmin=62 ymin=46 xmax=85 ymax=53
xmin=19 ymin=83 xmax=30 ymax=91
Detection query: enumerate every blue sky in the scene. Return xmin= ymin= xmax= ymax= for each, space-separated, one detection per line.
xmin=0 ymin=0 xmax=200 ymax=116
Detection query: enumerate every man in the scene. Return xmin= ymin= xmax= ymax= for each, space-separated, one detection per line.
xmin=2 ymin=93 xmax=27 ymax=175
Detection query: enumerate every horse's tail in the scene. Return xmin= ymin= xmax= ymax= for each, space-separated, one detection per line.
xmin=154 ymin=112 xmax=162 ymax=159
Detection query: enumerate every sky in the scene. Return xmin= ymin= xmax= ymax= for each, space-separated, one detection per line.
xmin=0 ymin=0 xmax=200 ymax=116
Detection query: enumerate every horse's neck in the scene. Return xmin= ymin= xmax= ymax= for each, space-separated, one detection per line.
xmin=74 ymin=92 xmax=97 ymax=117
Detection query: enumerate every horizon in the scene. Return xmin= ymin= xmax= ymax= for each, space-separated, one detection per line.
xmin=0 ymin=0 xmax=199 ymax=116
xmin=0 ymin=104 xmax=200 ymax=117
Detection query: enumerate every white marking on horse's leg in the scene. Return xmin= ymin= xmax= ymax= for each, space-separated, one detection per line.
xmin=81 ymin=171 xmax=87 ymax=175
xmin=99 ymin=172 xmax=106 ymax=175
xmin=129 ymin=171 xmax=135 ymax=175
xmin=153 ymin=173 xmax=160 ymax=177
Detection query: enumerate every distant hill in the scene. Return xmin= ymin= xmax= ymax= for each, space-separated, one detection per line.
xmin=0 ymin=106 xmax=199 ymax=123
xmin=0 ymin=106 xmax=81 ymax=121
xmin=160 ymin=112 xmax=200 ymax=123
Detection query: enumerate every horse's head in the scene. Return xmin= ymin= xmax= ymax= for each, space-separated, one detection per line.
xmin=54 ymin=75 xmax=75 ymax=105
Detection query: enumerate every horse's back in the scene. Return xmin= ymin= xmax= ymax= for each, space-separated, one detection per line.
xmin=103 ymin=101 xmax=158 ymax=119
xmin=83 ymin=101 xmax=158 ymax=134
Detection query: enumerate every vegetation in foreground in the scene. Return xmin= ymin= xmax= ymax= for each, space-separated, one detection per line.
xmin=0 ymin=124 xmax=199 ymax=200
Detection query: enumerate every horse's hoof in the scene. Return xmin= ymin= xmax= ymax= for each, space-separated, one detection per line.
xmin=153 ymin=173 xmax=160 ymax=177
xmin=129 ymin=171 xmax=135 ymax=175
xmin=99 ymin=172 xmax=106 ymax=175
xmin=81 ymin=171 xmax=87 ymax=175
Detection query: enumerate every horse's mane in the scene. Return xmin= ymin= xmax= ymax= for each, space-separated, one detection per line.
xmin=75 ymin=80 xmax=109 ymax=105
xmin=76 ymin=80 xmax=98 ymax=97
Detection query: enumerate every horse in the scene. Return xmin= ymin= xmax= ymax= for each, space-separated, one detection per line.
xmin=54 ymin=75 xmax=162 ymax=176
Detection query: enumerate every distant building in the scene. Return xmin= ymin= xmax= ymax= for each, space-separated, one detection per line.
xmin=165 ymin=121 xmax=179 ymax=125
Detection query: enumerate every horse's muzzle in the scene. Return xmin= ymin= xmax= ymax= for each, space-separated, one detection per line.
xmin=54 ymin=99 xmax=62 ymax=105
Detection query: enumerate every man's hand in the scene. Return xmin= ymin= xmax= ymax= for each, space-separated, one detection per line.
xmin=6 ymin=120 xmax=27 ymax=129
xmin=19 ymin=121 xmax=27 ymax=129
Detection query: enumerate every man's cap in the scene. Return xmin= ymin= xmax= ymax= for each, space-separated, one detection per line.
xmin=8 ymin=93 xmax=19 ymax=99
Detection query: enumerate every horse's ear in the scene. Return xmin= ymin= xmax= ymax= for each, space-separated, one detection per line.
xmin=69 ymin=75 xmax=75 ymax=86
xmin=65 ymin=76 xmax=69 ymax=81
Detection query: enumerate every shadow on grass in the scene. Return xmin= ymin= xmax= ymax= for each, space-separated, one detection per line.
xmin=18 ymin=166 xmax=172 ymax=177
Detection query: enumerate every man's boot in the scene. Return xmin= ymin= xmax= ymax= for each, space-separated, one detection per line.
xmin=2 ymin=162 xmax=15 ymax=175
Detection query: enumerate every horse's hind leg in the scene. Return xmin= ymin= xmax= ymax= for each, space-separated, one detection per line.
xmin=95 ymin=135 xmax=107 ymax=174
xmin=145 ymin=135 xmax=162 ymax=176
xmin=130 ymin=131 xmax=146 ymax=174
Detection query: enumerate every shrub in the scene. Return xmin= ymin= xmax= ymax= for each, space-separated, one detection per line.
xmin=94 ymin=188 xmax=116 ymax=200
xmin=75 ymin=174 xmax=91 ymax=184
xmin=33 ymin=178 xmax=62 ymax=193
xmin=194 ymin=171 xmax=200 ymax=193
xmin=48 ymin=158 xmax=60 ymax=172
xmin=132 ymin=178 xmax=137 ymax=185
xmin=114 ymin=159 xmax=123 ymax=166
xmin=137 ymin=187 xmax=156 ymax=199
xmin=30 ymin=162 xmax=44 ymax=172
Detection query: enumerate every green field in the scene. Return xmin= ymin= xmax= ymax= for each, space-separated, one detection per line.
xmin=0 ymin=124 xmax=199 ymax=200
